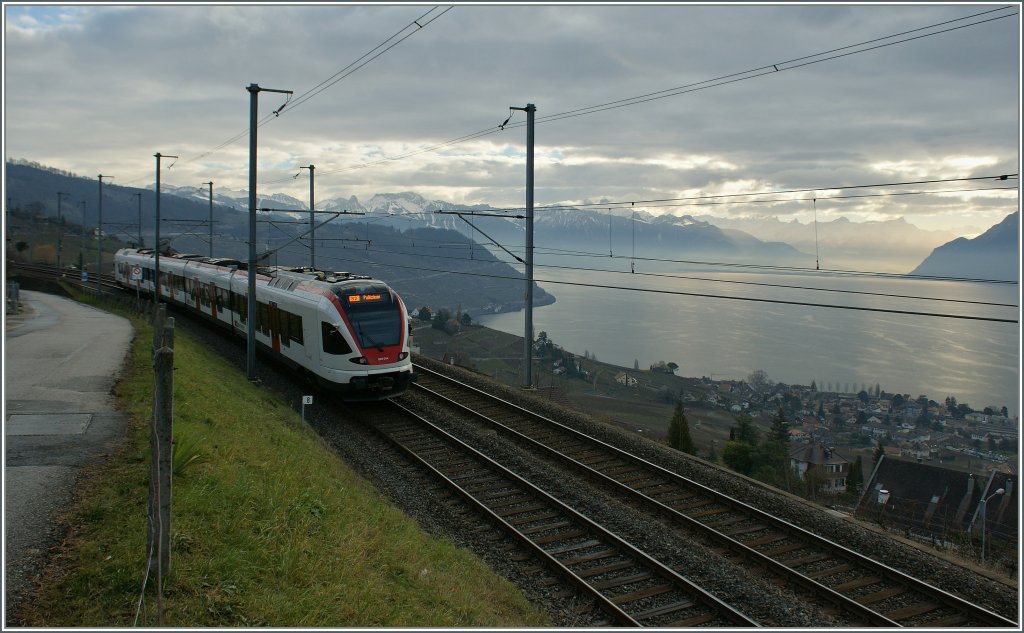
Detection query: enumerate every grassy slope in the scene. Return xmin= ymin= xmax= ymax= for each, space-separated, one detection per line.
xmin=18 ymin=292 xmax=548 ymax=627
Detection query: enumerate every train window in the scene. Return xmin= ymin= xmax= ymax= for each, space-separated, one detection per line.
xmin=277 ymin=307 xmax=290 ymax=348
xmin=321 ymin=321 xmax=352 ymax=355
xmin=257 ymin=302 xmax=269 ymax=336
xmin=289 ymin=313 xmax=304 ymax=345
xmin=335 ymin=285 xmax=400 ymax=349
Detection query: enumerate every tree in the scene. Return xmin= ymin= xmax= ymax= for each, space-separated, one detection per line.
xmin=722 ymin=441 xmax=754 ymax=475
xmin=810 ymin=380 xmax=817 ymax=392
xmin=667 ymin=401 xmax=695 ymax=454
xmin=15 ymin=241 xmax=29 ymax=260
xmin=873 ymin=439 xmax=886 ymax=466
xmin=747 ymin=369 xmax=770 ymax=392
xmin=847 ymin=456 xmax=864 ymax=497
xmin=431 ymin=308 xmax=452 ymax=331
xmin=769 ymin=406 xmax=790 ymax=445
xmin=732 ymin=413 xmax=759 ymax=446
xmin=460 ymin=312 xmax=472 ymax=326
xmin=857 ymin=390 xmax=870 ymax=404
xmin=634 ymin=359 xmax=640 ymax=371
xmin=891 ymin=394 xmax=905 ymax=408
xmin=417 ymin=306 xmax=432 ymax=322
xmin=666 ymin=362 xmax=679 ymax=375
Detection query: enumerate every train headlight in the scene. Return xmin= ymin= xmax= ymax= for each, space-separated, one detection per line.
xmin=398 ymin=352 xmax=409 ymax=361
xmin=349 ymin=356 xmax=369 ymax=365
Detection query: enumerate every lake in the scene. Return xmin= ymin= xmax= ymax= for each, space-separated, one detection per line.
xmin=478 ymin=267 xmax=1021 ymax=417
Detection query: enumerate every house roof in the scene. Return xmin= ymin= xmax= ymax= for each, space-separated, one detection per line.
xmin=789 ymin=443 xmax=848 ymax=466
xmin=858 ymin=459 xmax=1017 ymax=542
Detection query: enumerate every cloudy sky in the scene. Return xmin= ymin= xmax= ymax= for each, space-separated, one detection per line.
xmin=3 ymin=3 xmax=1020 ymax=234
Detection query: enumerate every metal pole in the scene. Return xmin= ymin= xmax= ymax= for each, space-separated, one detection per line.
xmin=299 ymin=165 xmax=316 ymax=268
xmin=308 ymin=165 xmax=315 ymax=268
xmin=56 ymin=192 xmax=68 ymax=274
xmin=511 ymin=103 xmax=536 ymax=389
xmin=246 ymin=83 xmax=292 ymax=380
xmin=981 ymin=497 xmax=987 ymax=563
xmin=155 ymin=155 xmax=162 ymax=303
xmin=135 ymin=192 xmax=143 ymax=247
xmin=97 ymin=175 xmax=104 ymax=295
xmin=203 ymin=181 xmax=214 ymax=257
xmin=96 ymin=175 xmax=114 ymax=293
xmin=247 ymin=84 xmax=259 ymax=380
xmin=79 ymin=201 xmax=86 ymax=273
xmin=155 ymin=157 xmax=161 ymax=297
xmin=153 ymin=154 xmax=176 ymax=305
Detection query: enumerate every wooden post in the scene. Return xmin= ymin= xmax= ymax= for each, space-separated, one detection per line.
xmin=148 ymin=315 xmax=174 ymax=624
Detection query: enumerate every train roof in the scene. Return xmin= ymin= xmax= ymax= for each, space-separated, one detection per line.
xmin=119 ymin=248 xmax=378 ymax=287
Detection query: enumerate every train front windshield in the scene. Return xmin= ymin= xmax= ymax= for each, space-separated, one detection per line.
xmin=334 ymin=285 xmax=402 ymax=349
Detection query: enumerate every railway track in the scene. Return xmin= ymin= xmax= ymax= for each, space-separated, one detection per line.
xmin=368 ymin=398 xmax=759 ymax=628
xmin=406 ymin=363 xmax=1018 ymax=628
xmin=10 ymin=261 xmax=1016 ymax=626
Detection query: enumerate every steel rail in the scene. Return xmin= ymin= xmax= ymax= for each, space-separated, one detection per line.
xmin=378 ymin=398 xmax=760 ymax=628
xmin=410 ymin=363 xmax=1018 ymax=628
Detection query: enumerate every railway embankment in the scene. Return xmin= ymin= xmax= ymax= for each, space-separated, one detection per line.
xmin=8 ymin=286 xmax=548 ymax=627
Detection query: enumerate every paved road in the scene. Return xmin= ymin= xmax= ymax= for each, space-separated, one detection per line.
xmin=4 ymin=290 xmax=133 ymax=623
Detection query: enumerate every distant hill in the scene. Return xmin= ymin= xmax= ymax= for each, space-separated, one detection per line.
xmin=697 ymin=215 xmax=961 ymax=273
xmin=3 ymin=160 xmax=553 ymax=317
xmin=909 ymin=212 xmax=1019 ymax=281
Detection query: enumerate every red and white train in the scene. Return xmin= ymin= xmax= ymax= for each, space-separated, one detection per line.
xmin=114 ymin=248 xmax=415 ymax=400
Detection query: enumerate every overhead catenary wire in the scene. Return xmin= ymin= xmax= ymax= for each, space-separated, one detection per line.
xmin=182 ymin=6 xmax=452 ymax=167
xmin=440 ymin=175 xmax=1018 ymax=214
xmin=296 ymin=234 xmax=1015 ymax=305
xmin=303 ymin=6 xmax=1016 ymax=179
xmin=309 ymin=251 xmax=1018 ymax=324
xmin=297 ymin=238 xmax=1018 ymax=307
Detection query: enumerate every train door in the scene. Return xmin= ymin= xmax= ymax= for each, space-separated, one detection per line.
xmin=269 ymin=302 xmax=282 ymax=354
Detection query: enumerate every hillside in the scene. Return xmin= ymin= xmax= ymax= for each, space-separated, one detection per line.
xmin=4 ymin=160 xmax=553 ymax=317
xmin=909 ymin=212 xmax=1019 ymax=281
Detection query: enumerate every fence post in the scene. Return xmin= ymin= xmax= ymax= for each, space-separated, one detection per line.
xmin=148 ymin=315 xmax=174 ymax=624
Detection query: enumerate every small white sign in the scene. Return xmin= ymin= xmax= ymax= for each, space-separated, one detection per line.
xmin=130 ymin=265 xmax=143 ymax=281
xmin=302 ymin=395 xmax=314 ymax=405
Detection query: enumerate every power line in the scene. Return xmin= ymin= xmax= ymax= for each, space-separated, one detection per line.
xmin=185 ymin=6 xmax=453 ymax=166
xmin=305 ymin=6 xmax=1016 ymax=178
xmin=526 ymin=9 xmax=1019 ymax=127
xmin=439 ymin=175 xmax=1019 ymax=214
xmin=310 ymin=240 xmax=1018 ymax=307
xmin=532 ymin=263 xmax=1019 ymax=308
xmin=311 ymin=251 xmax=1018 ymax=324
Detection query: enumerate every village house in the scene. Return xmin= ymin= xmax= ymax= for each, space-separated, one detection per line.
xmin=614 ymin=372 xmax=638 ymax=387
xmin=789 ymin=443 xmax=850 ymax=493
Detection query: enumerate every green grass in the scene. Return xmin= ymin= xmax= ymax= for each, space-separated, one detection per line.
xmin=18 ymin=290 xmax=549 ymax=627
